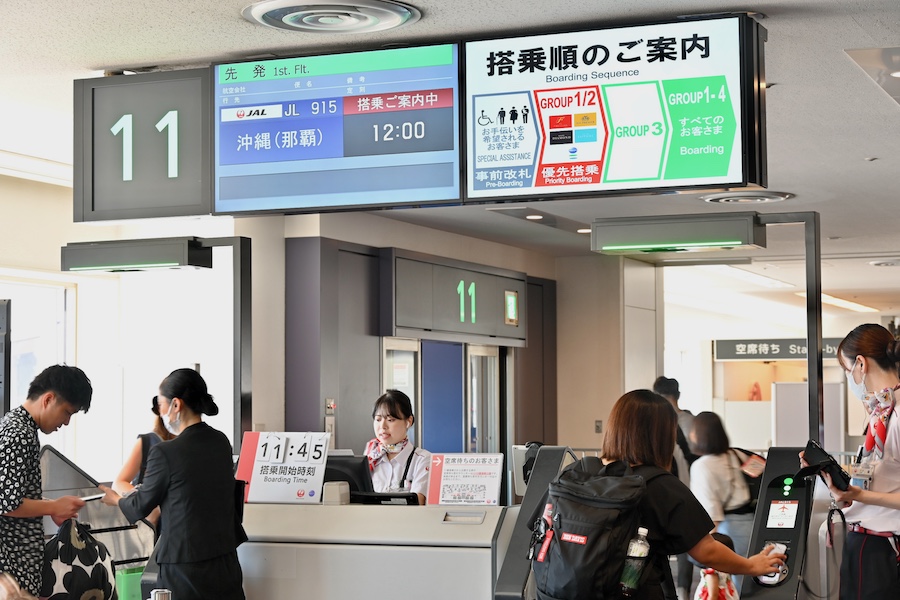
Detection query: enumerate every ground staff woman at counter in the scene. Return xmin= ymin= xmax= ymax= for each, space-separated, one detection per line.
xmin=806 ymin=323 xmax=900 ymax=599
xmin=100 ymin=368 xmax=246 ymax=600
xmin=364 ymin=390 xmax=431 ymax=504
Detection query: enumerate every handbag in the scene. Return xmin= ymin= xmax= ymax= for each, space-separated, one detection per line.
xmin=41 ymin=518 xmax=118 ymax=599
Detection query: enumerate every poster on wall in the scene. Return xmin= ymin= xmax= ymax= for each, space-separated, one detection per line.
xmin=464 ymin=15 xmax=764 ymax=201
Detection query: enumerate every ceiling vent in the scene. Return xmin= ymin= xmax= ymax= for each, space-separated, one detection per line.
xmin=242 ymin=0 xmax=421 ymax=33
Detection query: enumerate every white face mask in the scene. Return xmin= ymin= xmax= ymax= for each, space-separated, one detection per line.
xmin=162 ymin=407 xmax=181 ymax=435
xmin=846 ymin=370 xmax=869 ymax=402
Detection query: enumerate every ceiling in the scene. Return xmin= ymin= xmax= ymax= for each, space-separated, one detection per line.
xmin=2 ymin=0 xmax=899 ymax=320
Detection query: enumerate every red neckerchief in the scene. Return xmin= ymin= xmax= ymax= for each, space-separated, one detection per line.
xmin=864 ymin=386 xmax=899 ymax=458
xmin=364 ymin=437 xmax=409 ymax=471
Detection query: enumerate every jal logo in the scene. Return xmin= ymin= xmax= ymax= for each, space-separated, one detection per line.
xmin=560 ymin=532 xmax=587 ymax=545
xmin=296 ymin=489 xmax=306 ymax=498
xmin=237 ymin=108 xmax=267 ymax=119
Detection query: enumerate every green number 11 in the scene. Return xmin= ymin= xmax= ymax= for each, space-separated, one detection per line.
xmin=110 ymin=110 xmax=179 ymax=182
xmin=457 ymin=280 xmax=476 ymax=323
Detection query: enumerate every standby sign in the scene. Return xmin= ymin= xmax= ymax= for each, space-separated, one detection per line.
xmin=714 ymin=338 xmax=843 ymax=361
xmin=465 ymin=15 xmax=759 ymax=199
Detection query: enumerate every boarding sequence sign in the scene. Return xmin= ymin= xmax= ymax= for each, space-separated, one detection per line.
xmin=465 ymin=16 xmax=760 ymax=199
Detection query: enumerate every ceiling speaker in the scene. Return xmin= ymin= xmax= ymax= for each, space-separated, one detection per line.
xmin=242 ymin=0 xmax=421 ymax=33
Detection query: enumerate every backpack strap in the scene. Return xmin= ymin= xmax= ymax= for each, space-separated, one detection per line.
xmin=133 ymin=433 xmax=153 ymax=485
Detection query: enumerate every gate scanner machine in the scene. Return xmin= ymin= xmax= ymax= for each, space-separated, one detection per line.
xmin=494 ymin=446 xmax=844 ymax=600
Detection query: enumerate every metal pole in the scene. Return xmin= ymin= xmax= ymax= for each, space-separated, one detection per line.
xmin=201 ymin=237 xmax=252 ymax=453
xmin=758 ymin=212 xmax=823 ymax=443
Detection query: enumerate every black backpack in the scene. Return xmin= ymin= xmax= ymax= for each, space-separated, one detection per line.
xmin=528 ymin=458 xmax=670 ymax=600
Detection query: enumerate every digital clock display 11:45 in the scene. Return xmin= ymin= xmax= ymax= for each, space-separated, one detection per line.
xmin=343 ymin=107 xmax=454 ymax=157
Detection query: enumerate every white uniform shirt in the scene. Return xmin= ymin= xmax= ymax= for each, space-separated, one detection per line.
xmin=844 ymin=410 xmax=900 ymax=533
xmin=370 ymin=443 xmax=432 ymax=498
xmin=690 ymin=451 xmax=751 ymax=522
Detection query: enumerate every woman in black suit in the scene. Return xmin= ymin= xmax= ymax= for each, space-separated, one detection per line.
xmin=101 ymin=368 xmax=246 ymax=599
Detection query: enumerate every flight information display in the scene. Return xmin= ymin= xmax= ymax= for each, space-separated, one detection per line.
xmin=214 ymin=44 xmax=460 ymax=214
xmin=464 ymin=15 xmax=765 ymax=200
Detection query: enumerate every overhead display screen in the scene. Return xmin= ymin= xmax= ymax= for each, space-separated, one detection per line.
xmin=464 ymin=15 xmax=765 ymax=200
xmin=213 ymin=44 xmax=460 ymax=214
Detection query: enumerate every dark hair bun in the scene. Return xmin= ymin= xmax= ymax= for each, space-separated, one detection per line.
xmin=201 ymin=393 xmax=219 ymax=416
xmin=887 ymin=340 xmax=900 ymax=364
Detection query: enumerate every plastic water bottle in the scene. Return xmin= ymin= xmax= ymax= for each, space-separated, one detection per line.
xmin=619 ymin=527 xmax=650 ymax=597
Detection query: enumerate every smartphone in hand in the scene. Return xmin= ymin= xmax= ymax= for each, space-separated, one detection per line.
xmin=802 ymin=439 xmax=852 ymax=491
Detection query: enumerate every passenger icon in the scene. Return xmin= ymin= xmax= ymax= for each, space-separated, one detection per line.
xmin=509 ymin=107 xmax=519 ymax=124
xmin=477 ymin=110 xmax=493 ymax=126
xmin=497 ymin=107 xmax=506 ymax=124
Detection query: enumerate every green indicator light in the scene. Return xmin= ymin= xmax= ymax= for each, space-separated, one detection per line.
xmin=70 ymin=262 xmax=180 ymax=271
xmin=601 ymin=240 xmax=743 ymax=251
xmin=505 ymin=292 xmax=517 ymax=320
xmin=784 ymin=477 xmax=794 ymax=485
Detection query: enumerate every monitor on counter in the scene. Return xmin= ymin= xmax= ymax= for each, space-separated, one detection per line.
xmin=213 ymin=43 xmax=461 ymax=215
xmin=323 ymin=454 xmax=375 ymax=494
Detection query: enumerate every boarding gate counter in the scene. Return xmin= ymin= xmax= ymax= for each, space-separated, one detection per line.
xmin=236 ymin=446 xmax=573 ymax=600
xmin=238 ymin=503 xmax=519 ymax=599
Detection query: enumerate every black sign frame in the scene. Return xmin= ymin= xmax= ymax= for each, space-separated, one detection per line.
xmin=73 ymin=68 xmax=211 ymax=222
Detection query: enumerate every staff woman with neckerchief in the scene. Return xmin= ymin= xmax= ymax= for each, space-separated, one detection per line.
xmin=364 ymin=390 xmax=431 ymax=504
xmin=806 ymin=323 xmax=900 ymax=599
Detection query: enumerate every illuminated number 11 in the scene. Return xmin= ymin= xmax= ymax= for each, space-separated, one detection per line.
xmin=109 ymin=114 xmax=133 ymax=181
xmin=110 ymin=110 xmax=179 ymax=182
xmin=456 ymin=280 xmax=476 ymax=324
xmin=155 ymin=110 xmax=179 ymax=178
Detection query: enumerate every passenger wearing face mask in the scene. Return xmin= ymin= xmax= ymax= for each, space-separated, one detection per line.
xmin=99 ymin=368 xmax=246 ymax=600
xmin=111 ymin=396 xmax=177 ymax=527
xmin=364 ymin=390 xmax=431 ymax=505
xmin=800 ymin=323 xmax=900 ymax=599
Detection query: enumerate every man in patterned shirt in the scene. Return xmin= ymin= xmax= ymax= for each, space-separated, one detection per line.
xmin=0 ymin=365 xmax=93 ymax=596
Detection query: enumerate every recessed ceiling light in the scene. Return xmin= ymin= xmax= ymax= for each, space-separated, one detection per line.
xmin=700 ymin=191 xmax=793 ymax=204
xmin=869 ymin=260 xmax=900 ymax=267
xmin=576 ymin=228 xmax=591 ymax=234
xmin=891 ymin=71 xmax=900 ymax=78
xmin=525 ymin=214 xmax=543 ymax=220
xmin=241 ymin=0 xmax=421 ymax=33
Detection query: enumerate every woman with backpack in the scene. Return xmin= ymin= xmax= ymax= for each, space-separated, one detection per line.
xmin=689 ymin=411 xmax=757 ymax=559
xmin=601 ymin=390 xmax=784 ymax=599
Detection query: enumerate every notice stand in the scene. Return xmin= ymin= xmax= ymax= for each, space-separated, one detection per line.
xmin=426 ymin=453 xmax=504 ymax=505
xmin=236 ymin=431 xmax=331 ymax=503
